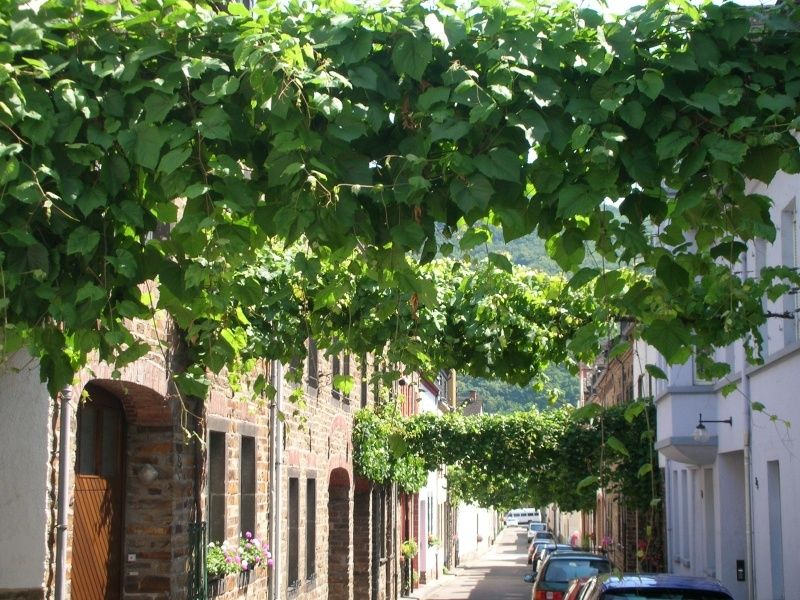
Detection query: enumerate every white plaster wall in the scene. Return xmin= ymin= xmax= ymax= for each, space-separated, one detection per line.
xmin=748 ymin=348 xmax=800 ymax=600
xmin=653 ymin=170 xmax=800 ymax=600
xmin=747 ymin=171 xmax=800 ymax=355
xmin=549 ymin=507 xmax=582 ymax=546
xmin=655 ymin=389 xmax=720 ymax=441
xmin=0 ymin=353 xmax=50 ymax=589
xmin=744 ymin=170 xmax=800 ymax=599
xmin=715 ymin=451 xmax=747 ymax=600
xmin=456 ymin=503 xmax=495 ymax=563
xmin=416 ymin=384 xmax=441 ymax=577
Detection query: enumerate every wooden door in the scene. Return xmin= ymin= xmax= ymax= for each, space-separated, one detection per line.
xmin=72 ymin=387 xmax=125 ymax=600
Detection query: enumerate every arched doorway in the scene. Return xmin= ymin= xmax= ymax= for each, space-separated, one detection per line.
xmin=72 ymin=384 xmax=126 ymax=600
xmin=353 ymin=476 xmax=372 ymax=599
xmin=328 ymin=467 xmax=351 ymax=600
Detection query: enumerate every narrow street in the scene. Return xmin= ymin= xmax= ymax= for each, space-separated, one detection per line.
xmin=414 ymin=526 xmax=533 ymax=600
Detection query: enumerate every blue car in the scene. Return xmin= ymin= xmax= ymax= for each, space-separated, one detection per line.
xmin=578 ymin=573 xmax=734 ymax=600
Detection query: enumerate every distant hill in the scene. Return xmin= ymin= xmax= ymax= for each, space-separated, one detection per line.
xmin=458 ymin=365 xmax=579 ymax=414
xmin=460 ymin=230 xmax=580 ymax=413
xmin=497 ymin=233 xmax=561 ymax=274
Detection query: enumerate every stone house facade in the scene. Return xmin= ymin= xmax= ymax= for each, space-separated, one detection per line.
xmin=0 ymin=302 xmax=279 ymax=600
xmin=0 ymin=303 xmax=398 ymax=600
xmin=580 ymin=324 xmax=665 ymax=572
xmin=273 ymin=346 xmax=399 ymax=600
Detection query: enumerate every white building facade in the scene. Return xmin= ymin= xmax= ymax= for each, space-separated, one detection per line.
xmin=642 ymin=170 xmax=800 ymax=600
xmin=415 ymin=378 xmax=448 ymax=584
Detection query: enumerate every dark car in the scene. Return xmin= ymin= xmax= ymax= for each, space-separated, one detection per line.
xmin=532 ymin=543 xmax=573 ymax=573
xmin=528 ymin=539 xmax=552 ymax=565
xmin=530 ymin=530 xmax=555 ymax=545
xmin=533 ymin=544 xmax=585 ymax=571
xmin=532 ymin=553 xmax=612 ymax=600
xmin=578 ymin=573 xmax=735 ymax=600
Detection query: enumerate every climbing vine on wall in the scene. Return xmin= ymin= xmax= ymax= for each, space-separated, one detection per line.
xmin=353 ymin=400 xmax=658 ymax=512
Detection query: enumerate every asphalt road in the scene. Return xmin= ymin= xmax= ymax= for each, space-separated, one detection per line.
xmin=416 ymin=526 xmax=533 ymax=600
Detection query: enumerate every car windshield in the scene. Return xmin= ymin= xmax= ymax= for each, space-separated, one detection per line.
xmin=544 ymin=559 xmax=611 ymax=582
xmin=603 ymin=592 xmax=732 ymax=600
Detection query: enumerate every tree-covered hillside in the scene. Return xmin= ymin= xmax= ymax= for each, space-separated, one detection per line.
xmin=458 ymin=365 xmax=579 ymax=414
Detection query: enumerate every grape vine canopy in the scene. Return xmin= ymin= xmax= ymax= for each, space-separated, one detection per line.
xmin=0 ymin=0 xmax=799 ymax=395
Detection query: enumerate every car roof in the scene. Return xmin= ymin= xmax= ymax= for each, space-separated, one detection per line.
xmin=546 ymin=552 xmax=609 ymax=562
xmin=597 ymin=573 xmax=733 ymax=593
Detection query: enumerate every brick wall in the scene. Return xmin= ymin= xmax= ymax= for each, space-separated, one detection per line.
xmin=35 ymin=310 xmax=397 ymax=600
xmin=202 ymin=367 xmax=271 ymax=600
xmin=278 ymin=350 xmax=398 ymax=600
xmin=45 ymin=305 xmax=273 ymax=600
xmin=586 ymin=330 xmax=664 ymax=572
xmin=353 ymin=490 xmax=372 ymax=599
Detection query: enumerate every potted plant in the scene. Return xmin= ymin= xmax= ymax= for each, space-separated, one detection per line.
xmin=207 ymin=542 xmax=238 ymax=579
xmin=237 ymin=531 xmax=273 ymax=573
xmin=400 ymin=539 xmax=419 ymax=561
xmin=427 ymin=533 xmax=440 ymax=547
xmin=400 ymin=539 xmax=418 ymax=595
xmin=206 ymin=532 xmax=273 ymax=592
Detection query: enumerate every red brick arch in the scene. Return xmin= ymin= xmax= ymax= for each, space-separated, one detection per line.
xmin=87 ymin=379 xmax=170 ymax=426
xmin=76 ymin=356 xmax=171 ymax=426
xmin=329 ymin=466 xmax=351 ymax=489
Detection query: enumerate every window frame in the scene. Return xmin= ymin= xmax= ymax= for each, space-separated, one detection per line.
xmin=306 ymin=478 xmax=317 ymax=580
xmin=288 ymin=477 xmax=300 ymax=588
xmin=208 ymin=431 xmax=227 ymax=544
xmin=240 ymin=435 xmax=256 ymax=538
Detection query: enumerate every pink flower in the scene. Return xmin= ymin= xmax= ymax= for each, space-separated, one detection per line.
xmin=245 ymin=531 xmax=253 ymax=539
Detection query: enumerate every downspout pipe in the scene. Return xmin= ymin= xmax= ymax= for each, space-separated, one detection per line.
xmin=269 ymin=360 xmax=284 ymax=600
xmin=55 ymin=385 xmax=72 ymax=600
xmin=742 ymin=249 xmax=755 ymax=600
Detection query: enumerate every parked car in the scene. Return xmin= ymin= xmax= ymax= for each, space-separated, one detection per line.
xmin=577 ymin=573 xmax=735 ymax=599
xmin=564 ymin=577 xmax=590 ymax=600
xmin=526 ymin=521 xmax=549 ymax=541
xmin=533 ymin=544 xmax=574 ymax=572
xmin=529 ymin=530 xmax=554 ymax=556
xmin=531 ymin=552 xmax=612 ymax=600
xmin=527 ymin=539 xmax=553 ymax=565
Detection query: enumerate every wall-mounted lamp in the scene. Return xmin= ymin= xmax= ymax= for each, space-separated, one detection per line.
xmin=693 ymin=413 xmax=733 ymax=442
xmin=137 ymin=463 xmax=158 ymax=484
